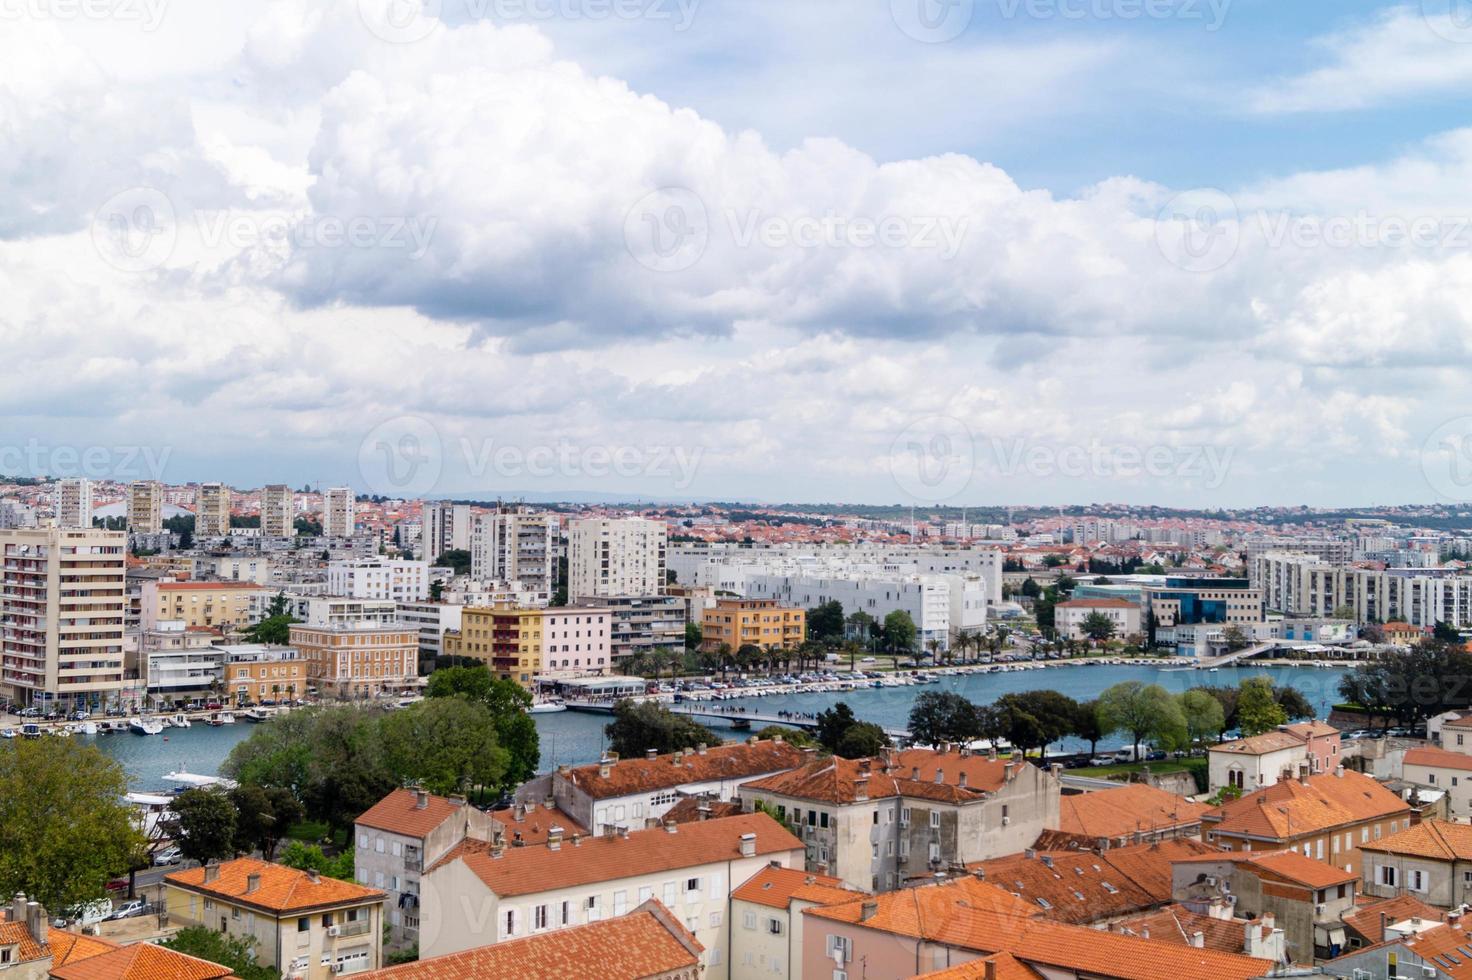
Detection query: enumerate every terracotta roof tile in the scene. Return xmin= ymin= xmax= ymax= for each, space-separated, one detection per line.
xmin=660 ymin=796 xmax=742 ymax=825
xmin=731 ymin=865 xmax=862 ymax=910
xmin=357 ymin=789 xmax=470 ymax=839
xmin=1343 ymin=895 xmax=1444 ymax=944
xmin=1230 ymin=850 xmax=1357 ymax=889
xmin=917 ymin=952 xmax=1042 ymax=979
xmin=433 ymin=813 xmax=802 ymax=898
xmin=1052 ymin=785 xmax=1208 ymax=842
xmin=1405 ymin=746 xmax=1472 ymax=773
xmin=1359 ymin=819 xmax=1472 ymax=861
xmin=1360 ymin=919 xmax=1472 ymax=980
xmin=1202 ymin=769 xmax=1409 ymax=841
xmin=1111 ymin=904 xmax=1250 ymax=954
xmin=1209 ymin=732 xmax=1305 ymax=756
xmin=358 ymin=901 xmax=701 ymax=980
xmin=166 ymin=857 xmax=384 ymax=915
xmin=560 ymin=739 xmax=809 ymax=801
xmin=743 ymin=750 xmax=1032 ymax=805
xmin=49 ymin=943 xmax=235 ymax=980
xmin=488 ymin=803 xmax=587 ymax=844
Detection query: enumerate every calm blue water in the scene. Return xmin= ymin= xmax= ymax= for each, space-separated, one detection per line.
xmin=96 ymin=664 xmax=1353 ymax=790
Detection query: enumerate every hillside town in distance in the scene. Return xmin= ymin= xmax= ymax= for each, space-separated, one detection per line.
xmin=7 ymin=478 xmax=1472 ymax=979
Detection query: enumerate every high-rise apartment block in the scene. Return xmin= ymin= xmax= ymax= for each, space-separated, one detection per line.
xmin=261 ymin=484 xmax=295 ymax=539
xmin=54 ymin=478 xmax=92 ymax=529
xmin=323 ymin=486 xmax=355 ymax=538
xmin=422 ymin=501 xmax=471 ymax=563
xmin=195 ymin=482 xmax=231 ymax=537
xmin=127 ymin=480 xmax=163 ymax=533
xmin=469 ymin=508 xmax=558 ymax=593
xmin=0 ymin=527 xmax=127 ymax=709
xmin=567 ymin=517 xmax=667 ymax=601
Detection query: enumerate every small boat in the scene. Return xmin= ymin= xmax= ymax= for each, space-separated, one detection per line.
xmin=529 ymin=698 xmax=567 ymax=715
xmin=216 ymin=711 xmax=236 ymax=725
xmin=79 ymin=721 xmax=98 ymax=735
xmin=168 ymin=713 xmax=192 ymax=729
xmin=20 ymin=724 xmax=40 ymax=739
xmin=0 ymin=728 xmax=14 ymax=740
xmin=129 ymin=717 xmax=165 ymax=736
xmin=50 ymin=726 xmax=72 ymax=737
xmin=101 ymin=720 xmax=126 ymax=734
xmin=243 ymin=708 xmax=272 ymax=723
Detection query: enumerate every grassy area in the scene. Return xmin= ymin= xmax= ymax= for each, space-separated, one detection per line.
xmin=1072 ymin=758 xmax=1209 ymax=792
xmin=286 ymin=820 xmax=330 ymax=843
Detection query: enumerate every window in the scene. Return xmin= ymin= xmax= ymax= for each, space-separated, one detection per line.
xmin=900 ymin=808 xmax=911 ymax=827
xmin=686 ymin=877 xmax=701 ymax=893
xmin=826 ymin=935 xmax=852 ymax=964
xmin=298 ymin=918 xmax=310 ymax=933
xmin=534 ymin=905 xmax=549 ymax=930
xmin=710 ymin=911 xmax=722 ymax=928
xmin=1410 ymin=869 xmax=1427 ymax=892
xmin=1380 ymin=865 xmax=1398 ymax=888
xmin=613 ymin=891 xmax=628 ymax=916
xmin=929 ymin=812 xmax=940 ymax=829
xmin=768 ymin=918 xmax=784 ymax=935
xmin=560 ymin=901 xmax=571 ymax=927
xmin=744 ymin=912 xmax=757 ymax=930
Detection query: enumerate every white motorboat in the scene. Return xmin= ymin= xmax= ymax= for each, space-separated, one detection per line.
xmin=168 ymin=713 xmax=192 ymax=728
xmin=79 ymin=721 xmax=98 ymax=735
xmin=529 ymin=698 xmax=567 ymax=714
xmin=0 ymin=728 xmax=15 ymax=740
xmin=243 ymin=708 xmax=272 ymax=722
xmin=216 ymin=711 xmax=236 ymax=725
xmin=129 ymin=717 xmax=165 ymax=735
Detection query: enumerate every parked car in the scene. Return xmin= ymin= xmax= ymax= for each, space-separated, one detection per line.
xmin=153 ymin=846 xmax=182 ymax=866
xmin=64 ymin=899 xmax=113 ymax=927
xmin=106 ymin=900 xmax=147 ymax=921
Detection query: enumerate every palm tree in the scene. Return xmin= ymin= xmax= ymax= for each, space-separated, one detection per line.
xmin=925 ymin=638 xmax=944 ymax=666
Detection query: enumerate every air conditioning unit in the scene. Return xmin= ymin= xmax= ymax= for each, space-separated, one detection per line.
xmin=1423 ymin=967 xmax=1438 ymax=979
xmin=326 ymin=925 xmax=342 ymax=937
xmin=1314 ymin=903 xmax=1326 ymax=916
xmin=1002 ymin=816 xmax=1010 ymax=826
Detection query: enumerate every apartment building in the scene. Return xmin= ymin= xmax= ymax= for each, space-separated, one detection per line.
xmin=289 ymin=623 xmax=420 ymax=698
xmin=141 ymin=622 xmax=223 ymax=704
xmin=354 ymin=788 xmax=500 ymax=947
xmin=261 ymin=484 xmax=296 ymax=539
xmin=572 ymin=595 xmax=684 ymax=666
xmin=444 ymin=605 xmax=613 ymax=686
xmin=395 ymin=601 xmax=463 ymax=659
xmin=1208 ymin=722 xmax=1342 ymax=793
xmin=700 ymin=598 xmax=805 ymax=653
xmin=221 ymin=644 xmax=306 ymax=705
xmin=165 ymin=858 xmax=385 ymax=980
xmin=140 ymin=580 xmax=265 ymax=631
xmin=1053 ymin=597 xmax=1142 ymax=640
xmin=292 ymin=597 xmax=399 ymax=628
xmin=422 ymin=501 xmax=471 ymax=564
xmin=327 ymin=558 xmax=430 ymax=603
xmin=196 ymin=554 xmax=275 ymax=585
xmin=322 ymin=487 xmax=356 ymax=539
xmin=418 ymin=812 xmax=804 ymax=980
xmin=53 ymin=478 xmax=92 ymax=529
xmin=537 ymin=738 xmax=810 ymax=835
xmin=1254 ymin=551 xmax=1472 ymax=627
xmin=196 ymin=482 xmax=232 ymax=537
xmin=1200 ymin=768 xmax=1413 ymax=876
xmin=728 ymin=865 xmax=861 ymax=980
xmin=737 ymin=747 xmax=1061 ymax=892
xmin=1359 ymin=820 xmax=1472 ymax=909
xmin=470 ymin=508 xmax=559 ymax=593
xmin=355 ymin=900 xmax=703 ymax=980
xmin=127 ymin=480 xmax=163 ymax=533
xmin=568 ymin=518 xmax=667 ymax=600
xmin=0 ymin=527 xmax=126 ymax=709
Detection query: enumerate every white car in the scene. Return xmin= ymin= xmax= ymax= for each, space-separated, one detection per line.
xmin=153 ymin=846 xmax=182 ymax=866
xmin=106 ymin=900 xmax=147 ymax=921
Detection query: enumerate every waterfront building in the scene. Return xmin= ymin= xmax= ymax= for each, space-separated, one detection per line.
xmin=443 ymin=605 xmax=613 ymax=686
xmin=142 ymin=621 xmax=223 ymax=704
xmin=0 ymin=526 xmax=127 ymax=709
xmin=289 ymin=623 xmax=420 ymax=698
xmin=394 ymin=600 xmax=463 ymax=660
xmin=166 ymin=857 xmax=385 ymax=980
xmin=1052 ymin=597 xmax=1141 ymax=641
xmin=220 ymin=643 xmax=306 ymax=705
xmin=570 ymin=595 xmax=684 ymax=667
xmin=700 ymin=598 xmax=806 ymax=653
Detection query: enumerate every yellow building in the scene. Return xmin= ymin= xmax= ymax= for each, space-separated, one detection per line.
xmin=165 ymin=857 xmax=384 ymax=980
xmin=289 ymin=623 xmax=420 ymax=699
xmin=221 ymin=646 xmax=307 ymax=705
xmin=141 ymin=580 xmax=265 ymax=630
xmin=443 ymin=605 xmax=613 ymax=687
xmin=701 ymin=598 xmax=806 ymax=652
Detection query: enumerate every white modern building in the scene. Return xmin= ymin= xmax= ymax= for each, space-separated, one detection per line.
xmin=567 ymin=518 xmax=667 ymax=601
xmin=1254 ymin=552 xmax=1472 ymax=627
xmin=395 ymin=601 xmax=464 ymax=659
xmin=470 ymin=509 xmax=558 ymax=594
xmin=322 ymin=487 xmax=356 ymax=538
xmin=195 ymin=482 xmax=231 ymax=537
xmin=328 ymin=558 xmax=430 ymax=603
xmin=54 ymin=478 xmax=93 ymax=529
xmin=422 ymin=502 xmax=471 ymax=563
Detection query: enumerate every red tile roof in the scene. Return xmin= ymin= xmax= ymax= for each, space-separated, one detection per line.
xmin=1231 ymin=849 xmax=1357 ymax=889
xmin=357 ymin=788 xmax=471 ymax=839
xmin=1110 ymin=905 xmax=1250 ymax=955
xmin=166 ymin=857 xmax=384 ymax=915
xmin=1359 ymin=819 xmax=1472 ymax=861
xmin=560 ymin=740 xmax=809 ymax=801
xmin=1209 ymin=731 xmax=1305 ymax=756
xmin=1343 ymin=895 xmax=1444 ymax=945
xmin=488 ymin=802 xmax=587 ymax=845
xmin=660 ymin=796 xmax=743 ymax=825
xmin=49 ymin=943 xmax=235 ymax=980
xmin=917 ymin=952 xmax=1042 ymax=980
xmin=1202 ymin=769 xmax=1410 ymax=841
xmin=358 ymin=900 xmax=701 ymax=979
xmin=155 ymin=581 xmax=264 ymax=591
xmin=1052 ymin=785 xmax=1208 ymax=842
xmin=433 ymin=813 xmax=802 ymax=898
xmin=731 ymin=865 xmax=862 ymax=910
xmin=1405 ymin=746 xmax=1472 ymax=773
xmin=743 ymin=750 xmax=1034 ymax=805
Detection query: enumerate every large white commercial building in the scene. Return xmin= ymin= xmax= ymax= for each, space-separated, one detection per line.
xmin=567 ymin=518 xmax=667 ymax=600
xmin=322 ymin=487 xmax=356 ymax=538
xmin=1253 ymin=552 xmax=1472 ymax=627
xmin=54 ymin=478 xmax=93 ymax=529
xmin=327 ymin=557 xmax=430 ymax=603
xmin=470 ymin=509 xmax=558 ymax=593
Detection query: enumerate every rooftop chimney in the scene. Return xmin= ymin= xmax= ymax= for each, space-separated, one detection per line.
xmin=599 ymin=761 xmax=612 ymax=779
xmin=697 ymin=743 xmax=707 ymax=755
xmin=860 ymin=901 xmax=879 ymax=921
xmin=11 ymin=893 xmax=25 ymax=926
xmin=958 ymin=771 xmax=967 ymax=788
xmin=1335 ymin=765 xmax=1345 ymax=778
xmin=698 ymin=804 xmax=712 ymax=821
xmin=306 ymin=868 xmax=321 ymax=884
xmin=25 ymin=902 xmax=44 ymax=947
xmin=246 ymin=873 xmax=261 ymax=894
xmin=448 ymin=794 xmax=467 ymax=808
xmin=911 ymin=766 xmax=921 ymax=780
xmin=647 ymin=749 xmax=659 ymax=761
xmin=415 ymin=789 xmax=429 ymax=809
xmin=935 ymin=769 xmax=944 ymax=784
xmin=1191 ymin=931 xmax=1205 ymax=949
xmin=988 ymin=745 xmax=998 ymax=761
xmin=514 ymin=803 xmax=527 ymax=823
xmin=854 ymin=777 xmax=869 ymax=802
xmin=739 ymin=832 xmax=757 ymax=857
xmin=618 ymin=826 xmax=630 ymax=840
xmin=1024 ymin=848 xmax=1037 ymax=860
xmin=984 ymin=960 xmax=997 ymax=980
xmin=491 ymin=842 xmax=506 ymax=860
xmin=204 ymin=862 xmax=220 ymax=884
xmin=664 ymin=820 xmax=678 ymax=834
xmin=802 ymin=747 xmax=817 ymax=760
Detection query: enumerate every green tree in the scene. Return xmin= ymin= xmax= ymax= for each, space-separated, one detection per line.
xmin=752 ymin=725 xmax=817 ymax=748
xmin=381 ymin=698 xmax=509 ymax=797
xmin=0 ymin=739 xmax=142 ymax=913
xmin=881 ymin=610 xmax=917 ymax=655
xmin=907 ymin=691 xmax=983 ymax=748
xmin=1020 ymin=578 xmax=1041 ymax=599
xmin=807 ymin=600 xmax=846 ymax=646
xmin=1079 ymin=612 xmax=1117 ymax=643
xmin=685 ymin=622 xmax=703 ymax=651
xmin=229 ymin=785 xmax=304 ymax=859
xmin=166 ymin=788 xmax=239 ymax=865
xmin=1196 ymin=686 xmax=1239 ymax=737
xmin=1097 ymin=681 xmax=1183 ymax=759
xmin=1178 ymin=690 xmax=1226 ymax=749
xmin=815 ymin=702 xmax=860 ymax=754
xmin=994 ymin=691 xmax=1080 ymax=757
xmin=163 ymin=926 xmax=279 ymax=980
xmin=835 ymin=722 xmax=889 ymax=759
xmin=1071 ymin=699 xmax=1106 ymax=757
xmin=242 ymin=594 xmax=298 ymax=645
xmin=436 ymin=549 xmax=472 ymax=575
xmin=1274 ymin=684 xmax=1315 ymax=722
xmin=604 ymin=701 xmax=718 ymax=758
xmin=279 ymin=841 xmax=355 ymax=882
xmin=1237 ymin=676 xmax=1287 ymax=736
xmin=1435 ymin=621 xmax=1462 ymax=644
xmin=1220 ymin=624 xmax=1253 ymax=652
xmin=425 ymin=666 xmax=540 ymax=787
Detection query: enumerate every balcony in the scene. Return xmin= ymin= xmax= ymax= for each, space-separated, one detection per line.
xmin=332 ymin=919 xmax=372 ymax=939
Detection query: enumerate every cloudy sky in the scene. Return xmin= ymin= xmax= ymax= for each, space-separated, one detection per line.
xmin=6 ymin=0 xmax=1472 ymax=507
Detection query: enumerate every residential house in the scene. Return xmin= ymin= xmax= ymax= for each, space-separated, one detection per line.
xmin=737 ymin=747 xmax=1061 ymax=892
xmin=1341 ymin=894 xmax=1444 ymax=951
xmin=140 ymin=580 xmax=265 ymax=631
xmin=165 ymin=857 xmax=386 ymax=979
xmin=699 ymin=598 xmax=806 ymax=654
xmin=1404 ymin=747 xmax=1472 ymax=820
xmin=354 ymin=788 xmax=499 ymax=948
xmin=802 ymin=875 xmax=1273 ymax=980
xmin=1110 ymin=904 xmax=1286 ymax=961
xmin=1436 ymin=712 xmax=1472 ymax=752
xmin=1198 ymin=767 xmax=1413 ymax=876
xmin=418 ymin=812 xmax=804 ymax=980
xmin=533 ymin=737 xmax=810 ymax=835
xmin=1323 ymin=910 xmax=1472 ymax=980
xmin=356 ymin=900 xmax=703 ymax=980
xmin=729 ymin=865 xmax=863 ymax=980
xmin=1172 ymin=848 xmax=1359 ymax=960
xmin=1207 ymin=721 xmax=1342 ymax=793
xmin=0 ymin=894 xmax=137 ymax=980
xmin=1036 ymin=784 xmax=1208 ymax=850
xmin=1360 ymin=820 xmax=1472 ymax=909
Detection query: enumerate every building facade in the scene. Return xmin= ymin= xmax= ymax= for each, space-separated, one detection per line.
xmin=568 ymin=518 xmax=667 ymax=600
xmin=470 ymin=508 xmax=558 ymax=594
xmin=261 ymin=484 xmax=295 ymax=540
xmin=700 ymin=598 xmax=806 ymax=653
xmin=322 ymin=487 xmax=355 ymax=539
xmin=289 ymin=623 xmax=420 ymax=698
xmin=221 ymin=644 xmax=307 ymax=704
xmin=127 ymin=480 xmax=163 ymax=533
xmin=141 ymin=580 xmax=265 ymax=631
xmin=196 ymin=482 xmax=232 ymax=537
xmin=327 ymin=558 xmax=430 ymax=603
xmin=445 ymin=605 xmax=613 ymax=686
xmin=54 ymin=478 xmax=92 ymax=530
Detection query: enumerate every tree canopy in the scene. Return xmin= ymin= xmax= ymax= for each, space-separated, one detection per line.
xmin=604 ymin=700 xmax=718 ymax=758
xmin=907 ymin=691 xmax=983 ymax=747
xmin=1237 ymin=676 xmax=1288 ymax=736
xmin=425 ymin=665 xmax=539 ymax=787
xmin=1097 ymin=681 xmax=1183 ymax=758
